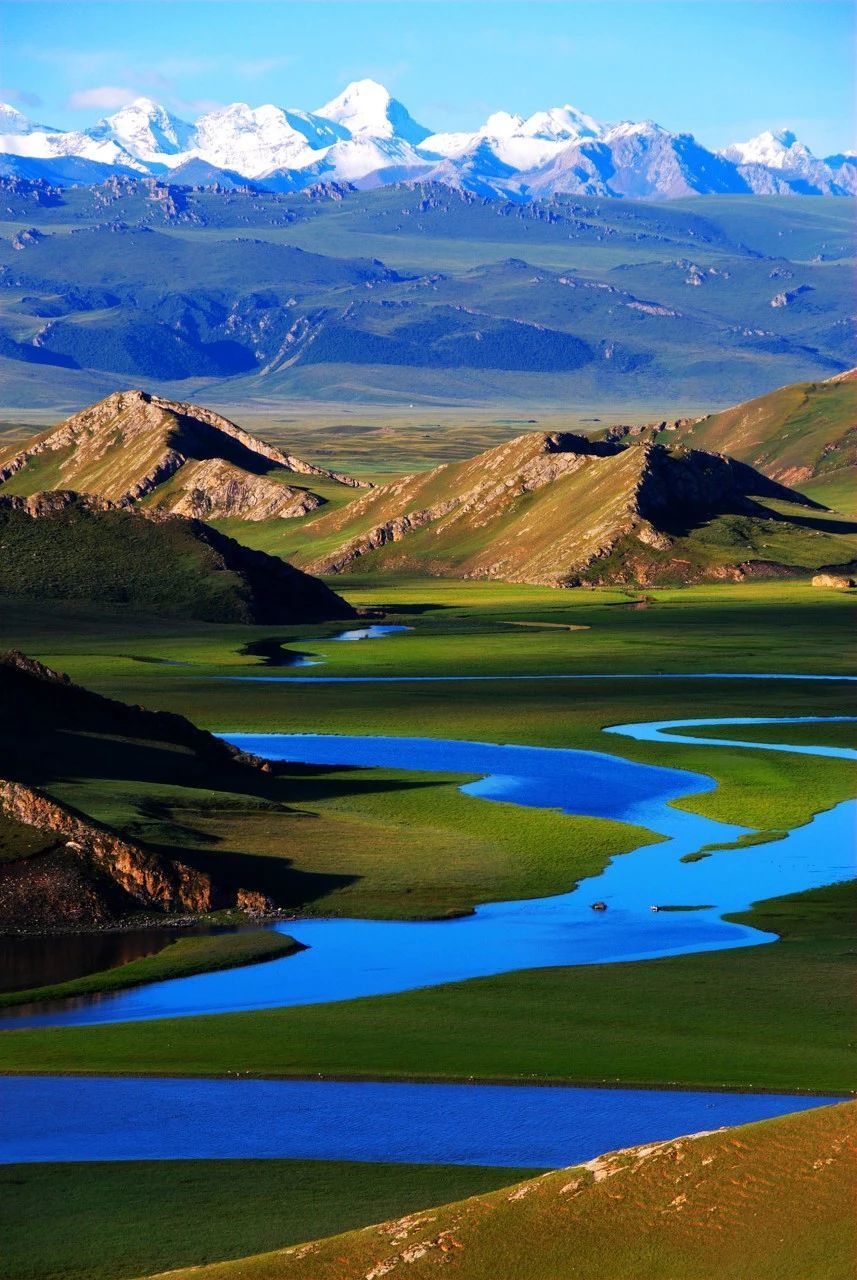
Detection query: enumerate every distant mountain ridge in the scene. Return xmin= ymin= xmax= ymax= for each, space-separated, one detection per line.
xmin=1 ymin=81 xmax=853 ymax=198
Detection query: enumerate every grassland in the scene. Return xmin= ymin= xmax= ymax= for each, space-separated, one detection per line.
xmin=0 ymin=583 xmax=854 ymax=919
xmin=133 ymin=1103 xmax=855 ymax=1280
xmin=0 ymin=1158 xmax=537 ymax=1280
xmin=0 ymin=931 xmax=300 ymax=1009
xmin=1 ymin=881 xmax=853 ymax=1093
xmin=0 ymin=579 xmax=853 ymax=1090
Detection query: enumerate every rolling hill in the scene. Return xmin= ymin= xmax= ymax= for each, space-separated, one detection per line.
xmin=672 ymin=370 xmax=857 ymax=514
xmin=297 ymin=430 xmax=857 ymax=586
xmin=132 ymin=1101 xmax=856 ymax=1280
xmin=0 ymin=491 xmax=355 ymax=622
xmin=0 ymin=390 xmax=364 ymax=519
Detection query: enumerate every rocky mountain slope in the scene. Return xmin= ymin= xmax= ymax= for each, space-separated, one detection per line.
xmin=0 ymin=652 xmax=276 ymax=927
xmin=1 ymin=81 xmax=853 ymax=198
xmin=297 ymin=431 xmax=857 ymax=586
xmin=0 ymin=390 xmax=364 ymax=519
xmin=0 ymin=490 xmax=355 ymax=622
xmin=144 ymin=1102 xmax=856 ymax=1280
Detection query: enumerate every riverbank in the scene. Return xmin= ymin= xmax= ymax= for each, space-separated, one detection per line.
xmin=0 ymin=931 xmax=301 ymax=1010
xmin=1 ymin=881 xmax=853 ymax=1093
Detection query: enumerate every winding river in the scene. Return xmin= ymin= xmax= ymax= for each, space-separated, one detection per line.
xmin=3 ymin=713 xmax=853 ymax=1030
xmin=2 ymin=707 xmax=854 ymax=1170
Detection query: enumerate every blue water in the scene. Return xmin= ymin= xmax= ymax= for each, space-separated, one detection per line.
xmin=0 ymin=1075 xmax=842 ymax=1167
xmin=4 ymin=716 xmax=853 ymax=1030
xmin=330 ymin=625 xmax=411 ymax=641
xmin=607 ymin=714 xmax=857 ymax=761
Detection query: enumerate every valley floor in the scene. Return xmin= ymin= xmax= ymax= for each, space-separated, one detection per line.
xmin=1 ymin=579 xmax=854 ymax=1279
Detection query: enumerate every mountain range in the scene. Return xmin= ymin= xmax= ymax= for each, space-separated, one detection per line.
xmin=1 ymin=184 xmax=853 ymax=407
xmin=1 ymin=81 xmax=854 ymax=198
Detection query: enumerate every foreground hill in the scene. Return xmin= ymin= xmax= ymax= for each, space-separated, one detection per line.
xmin=670 ymin=370 xmax=857 ymax=516
xmin=0 ymin=491 xmax=355 ymax=622
xmin=140 ymin=1102 xmax=856 ymax=1280
xmin=299 ymin=431 xmax=857 ymax=586
xmin=0 ymin=652 xmax=277 ymax=926
xmin=0 ymin=390 xmax=363 ymax=520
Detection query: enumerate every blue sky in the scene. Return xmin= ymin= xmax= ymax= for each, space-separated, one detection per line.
xmin=2 ymin=1 xmax=854 ymax=154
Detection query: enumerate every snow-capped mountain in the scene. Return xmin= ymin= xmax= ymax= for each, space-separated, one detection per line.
xmin=89 ymin=97 xmax=196 ymax=164
xmin=316 ymin=79 xmax=430 ymax=145
xmin=720 ymin=129 xmax=856 ymax=196
xmin=0 ymin=82 xmax=853 ymax=199
xmin=424 ymin=104 xmax=601 ymax=173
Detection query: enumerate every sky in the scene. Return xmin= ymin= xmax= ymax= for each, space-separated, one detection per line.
xmin=2 ymin=0 xmax=854 ymax=155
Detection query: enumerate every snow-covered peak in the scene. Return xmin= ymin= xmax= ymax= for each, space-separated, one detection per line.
xmin=520 ymin=105 xmax=601 ymax=142
xmin=0 ymin=103 xmax=34 ymax=135
xmin=424 ymin=104 xmax=602 ymax=172
xmin=316 ymin=79 xmax=430 ymax=144
xmin=191 ymin=102 xmax=335 ymax=176
xmin=722 ymin=128 xmax=813 ymax=169
xmin=604 ymin=119 xmax=669 ymax=143
xmin=482 ymin=111 xmax=525 ymax=137
xmin=89 ymin=97 xmax=194 ymax=162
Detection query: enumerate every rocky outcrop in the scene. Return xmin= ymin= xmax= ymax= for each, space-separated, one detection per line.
xmin=0 ymin=652 xmax=284 ymax=927
xmin=812 ymin=572 xmax=856 ymax=588
xmin=0 ymin=779 xmax=219 ymax=915
xmin=166 ymin=458 xmax=323 ymax=521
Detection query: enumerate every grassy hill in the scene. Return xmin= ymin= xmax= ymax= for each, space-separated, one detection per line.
xmin=0 ymin=491 xmax=354 ymax=623
xmin=293 ymin=430 xmax=857 ymax=586
xmin=124 ymin=1102 xmax=856 ymax=1280
xmin=675 ymin=371 xmax=857 ymax=513
xmin=0 ymin=389 xmax=363 ymax=519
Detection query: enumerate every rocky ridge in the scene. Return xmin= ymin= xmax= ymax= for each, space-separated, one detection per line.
xmin=0 ymin=389 xmax=366 ymax=521
xmin=301 ymin=431 xmax=825 ymax=586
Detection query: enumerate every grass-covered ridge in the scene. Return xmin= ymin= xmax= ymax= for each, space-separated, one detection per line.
xmin=0 ymin=494 xmax=354 ymax=623
xmin=121 ymin=1103 xmax=857 ymax=1280
xmin=680 ymin=371 xmax=857 ymax=495
xmin=284 ymin=431 xmax=857 ymax=587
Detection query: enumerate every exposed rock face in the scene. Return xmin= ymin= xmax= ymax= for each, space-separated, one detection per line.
xmin=166 ymin=458 xmax=323 ymax=521
xmin=301 ymin=431 xmax=826 ymax=587
xmin=812 ymin=573 xmax=855 ymax=588
xmin=0 ymin=780 xmax=219 ymax=917
xmin=0 ymin=389 xmax=367 ymax=521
